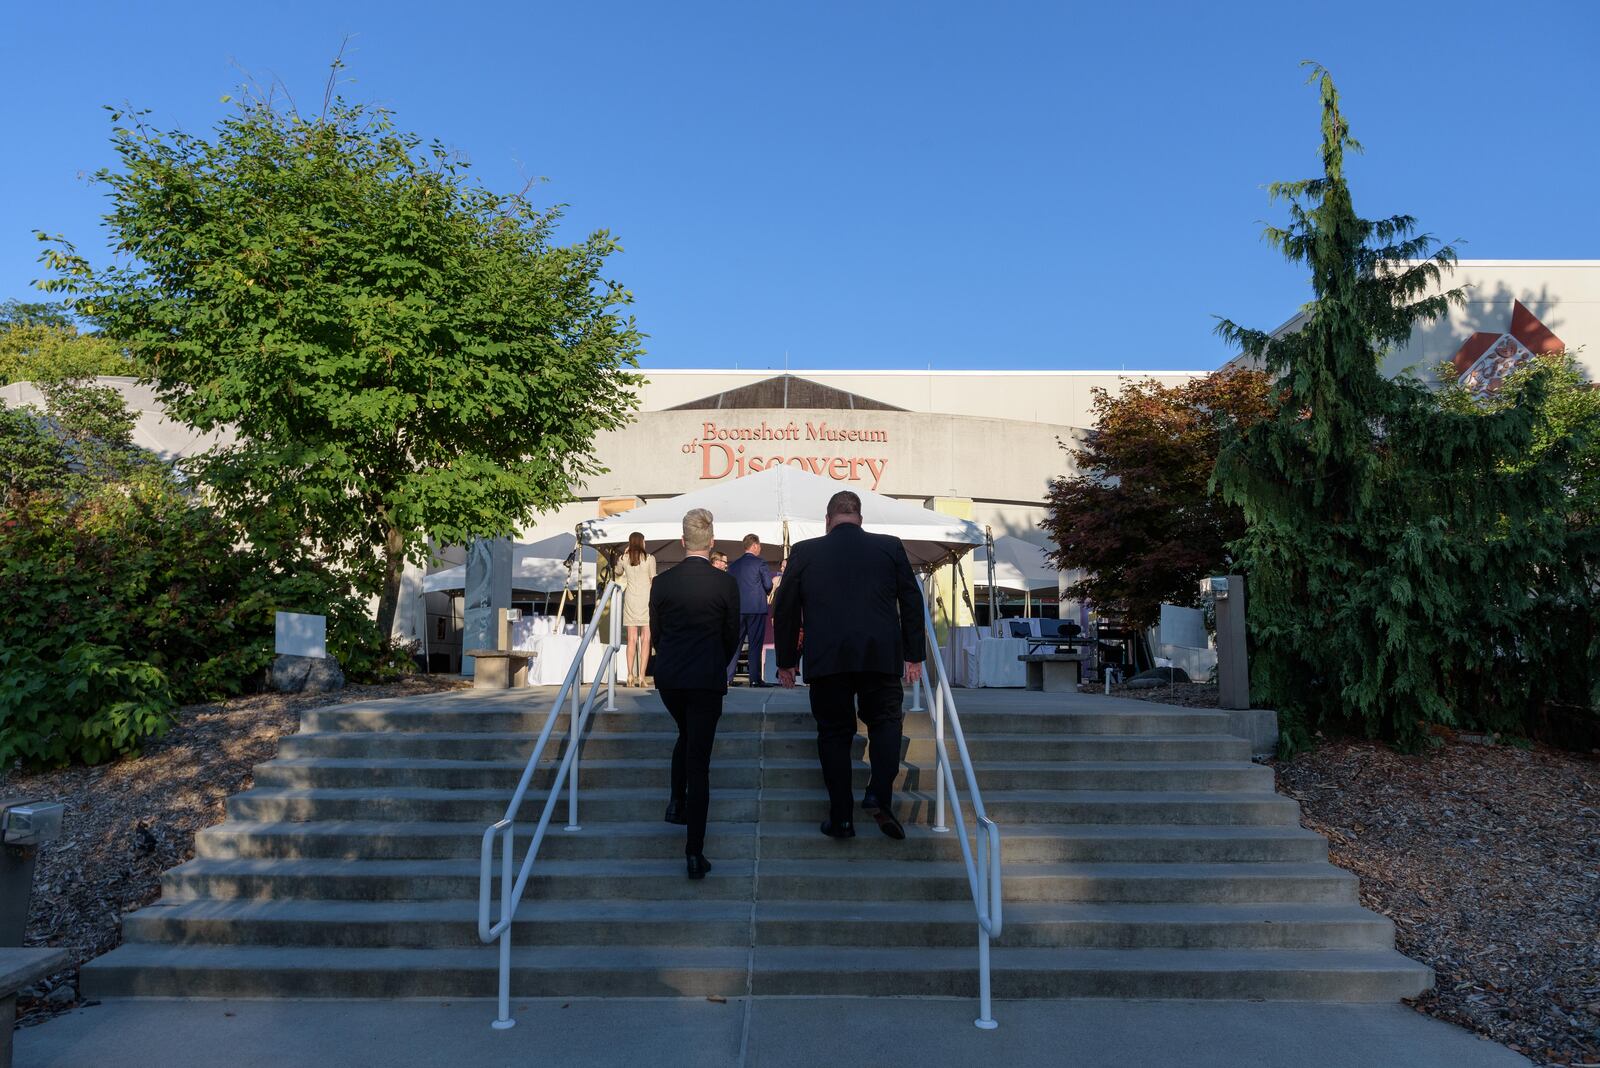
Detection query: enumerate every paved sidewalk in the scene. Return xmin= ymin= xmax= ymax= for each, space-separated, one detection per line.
xmin=15 ymin=996 xmax=1527 ymax=1068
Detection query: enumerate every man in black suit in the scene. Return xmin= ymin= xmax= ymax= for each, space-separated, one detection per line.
xmin=773 ymin=490 xmax=925 ymax=840
xmin=649 ymin=507 xmax=741 ymax=879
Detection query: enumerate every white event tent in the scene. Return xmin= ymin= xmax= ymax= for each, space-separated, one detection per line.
xmin=578 ymin=466 xmax=984 ymax=570
xmin=420 ymin=533 xmax=597 ymax=594
xmin=972 ymin=535 xmax=1058 ymax=591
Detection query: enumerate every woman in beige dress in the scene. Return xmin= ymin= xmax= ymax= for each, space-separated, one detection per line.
xmin=618 ymin=532 xmax=657 ymax=687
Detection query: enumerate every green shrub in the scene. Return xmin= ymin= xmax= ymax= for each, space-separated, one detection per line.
xmin=0 ymin=383 xmax=398 ymax=770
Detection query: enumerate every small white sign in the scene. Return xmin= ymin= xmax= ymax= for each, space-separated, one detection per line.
xmin=275 ymin=612 xmax=328 ymax=659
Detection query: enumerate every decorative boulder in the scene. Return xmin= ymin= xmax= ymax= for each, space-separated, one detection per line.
xmin=1127 ymin=666 xmax=1191 ymax=687
xmin=271 ymin=654 xmax=345 ymax=694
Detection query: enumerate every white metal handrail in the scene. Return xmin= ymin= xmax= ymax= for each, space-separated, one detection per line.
xmin=910 ymin=590 xmax=1004 ymax=1030
xmin=477 ymin=579 xmax=624 ymax=1030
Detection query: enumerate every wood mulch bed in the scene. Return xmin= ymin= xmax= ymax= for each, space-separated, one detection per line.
xmin=2 ymin=675 xmax=470 ymax=1030
xmin=1275 ymin=737 xmax=1600 ymax=1067
xmin=1092 ymin=680 xmax=1600 ymax=1066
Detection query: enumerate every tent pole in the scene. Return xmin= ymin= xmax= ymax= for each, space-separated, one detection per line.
xmin=984 ymin=526 xmax=998 ymax=635
xmin=574 ymin=524 xmax=585 ymax=634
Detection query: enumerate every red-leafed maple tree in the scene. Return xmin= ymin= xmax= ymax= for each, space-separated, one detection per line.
xmin=1043 ymin=370 xmax=1272 ymax=629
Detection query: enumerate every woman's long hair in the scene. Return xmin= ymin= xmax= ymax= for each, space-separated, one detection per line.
xmin=627 ymin=532 xmax=646 ymax=567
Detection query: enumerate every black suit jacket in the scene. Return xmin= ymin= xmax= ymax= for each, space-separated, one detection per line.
xmin=773 ymin=523 xmax=926 ymax=679
xmin=648 ymin=556 xmax=741 ymax=691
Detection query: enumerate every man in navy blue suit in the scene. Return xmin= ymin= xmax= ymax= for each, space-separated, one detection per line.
xmin=725 ymin=534 xmax=774 ymax=686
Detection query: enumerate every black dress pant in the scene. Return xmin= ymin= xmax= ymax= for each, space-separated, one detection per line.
xmin=807 ymin=672 xmax=904 ymax=825
xmin=659 ymin=688 xmax=724 ymax=856
xmin=727 ymin=612 xmax=768 ymax=683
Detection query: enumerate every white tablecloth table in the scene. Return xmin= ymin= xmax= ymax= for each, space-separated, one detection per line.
xmin=517 ymin=633 xmax=609 ymax=686
xmin=945 ymin=627 xmax=981 ymax=687
xmin=974 ymin=637 xmax=1029 ymax=687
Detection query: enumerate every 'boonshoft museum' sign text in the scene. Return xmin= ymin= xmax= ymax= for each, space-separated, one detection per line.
xmin=682 ymin=420 xmax=891 ymax=489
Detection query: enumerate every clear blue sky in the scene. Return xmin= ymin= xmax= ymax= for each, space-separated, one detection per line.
xmin=3 ymin=1 xmax=1596 ymax=372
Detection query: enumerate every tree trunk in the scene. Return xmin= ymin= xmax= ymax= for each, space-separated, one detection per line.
xmin=374 ymin=524 xmax=407 ymax=641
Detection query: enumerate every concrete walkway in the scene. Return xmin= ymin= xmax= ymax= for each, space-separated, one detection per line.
xmin=16 ymin=996 xmax=1527 ymax=1068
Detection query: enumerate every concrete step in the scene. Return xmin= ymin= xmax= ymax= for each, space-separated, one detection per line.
xmin=195 ymin=819 xmax=1326 ymax=865
xmin=123 ymin=897 xmax=753 ymax=949
xmin=83 ymin=941 xmax=1428 ymax=1002
xmin=226 ymin=787 xmax=760 ymax=824
xmin=763 ymin=733 xmax=1254 ymax=763
xmin=297 ymin=706 xmax=797 ymax=735
xmin=754 ymin=823 xmax=1328 ymax=865
xmin=757 ymin=759 xmax=1274 ymax=793
xmin=249 ymin=756 xmax=1272 ymax=795
xmin=81 ymin=943 xmax=751 ymax=999
xmin=195 ymin=820 xmax=761 ymax=861
xmin=750 ymin=946 xmax=1433 ymax=1001
xmin=276 ymin=730 xmax=1253 ymax=765
xmin=757 ymin=789 xmax=1302 ymax=827
xmin=225 ymin=786 xmax=1298 ymax=827
xmin=160 ymin=857 xmax=756 ymax=902
xmin=252 ymin=757 xmax=760 ymax=792
xmin=755 ymin=901 xmax=1396 ymax=950
xmin=276 ymin=731 xmax=761 ymax=762
xmin=753 ymin=859 xmax=1359 ymax=904
xmin=121 ymin=897 xmax=1393 ymax=952
xmin=297 ymin=704 xmax=1232 ymax=739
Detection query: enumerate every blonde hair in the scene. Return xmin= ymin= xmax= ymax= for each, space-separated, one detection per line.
xmin=682 ymin=508 xmax=715 ymax=551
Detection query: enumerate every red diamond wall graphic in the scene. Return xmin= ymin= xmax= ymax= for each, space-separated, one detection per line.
xmin=1451 ymin=300 xmax=1565 ymax=395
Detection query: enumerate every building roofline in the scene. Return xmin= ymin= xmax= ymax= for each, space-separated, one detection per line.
xmin=1449 ymin=259 xmax=1600 ymax=267
xmin=635 ymin=367 xmax=1210 ymax=377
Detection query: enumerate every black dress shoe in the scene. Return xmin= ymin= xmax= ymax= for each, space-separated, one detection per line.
xmin=686 ymin=854 xmax=712 ymax=880
xmin=861 ymin=792 xmax=882 ymax=813
xmin=871 ymin=808 xmax=906 ymax=840
xmin=664 ymin=801 xmax=688 ymax=826
xmin=750 ymin=681 xmax=770 ymax=688
xmin=819 ymin=819 xmax=856 ymax=839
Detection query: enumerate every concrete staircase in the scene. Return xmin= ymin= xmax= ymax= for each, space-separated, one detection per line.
xmin=83 ymin=687 xmax=1431 ymax=1001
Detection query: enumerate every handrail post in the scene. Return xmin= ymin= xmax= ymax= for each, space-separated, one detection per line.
xmin=974 ymin=828 xmax=997 ymax=1030
xmin=975 ymin=929 xmax=996 ymax=1030
xmin=492 ymin=826 xmax=515 ymax=1029
xmin=933 ymin=664 xmax=948 ymax=833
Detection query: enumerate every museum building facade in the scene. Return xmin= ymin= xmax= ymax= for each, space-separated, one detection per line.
xmin=408 ymin=367 xmax=1204 ymax=668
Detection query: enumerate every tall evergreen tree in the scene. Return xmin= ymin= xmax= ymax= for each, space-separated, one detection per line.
xmin=1215 ymin=67 xmax=1572 ymax=749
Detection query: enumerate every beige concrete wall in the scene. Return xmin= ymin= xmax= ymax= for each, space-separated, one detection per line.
xmin=1380 ymin=261 xmax=1600 ymax=384
xmin=581 ymin=407 xmax=1079 ymax=505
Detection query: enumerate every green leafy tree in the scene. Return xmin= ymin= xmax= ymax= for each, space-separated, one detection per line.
xmin=0 ymin=299 xmax=134 ymax=384
xmin=43 ymin=85 xmax=644 ymax=636
xmin=1214 ymin=67 xmax=1580 ymax=750
xmin=1438 ymin=353 xmax=1600 ymax=721
xmin=1043 ymin=370 xmax=1272 ymax=628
